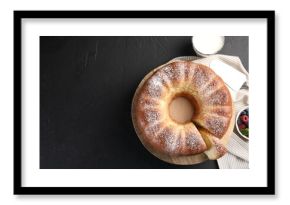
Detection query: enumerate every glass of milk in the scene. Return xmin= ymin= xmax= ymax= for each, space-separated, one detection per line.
xmin=192 ymin=36 xmax=225 ymax=57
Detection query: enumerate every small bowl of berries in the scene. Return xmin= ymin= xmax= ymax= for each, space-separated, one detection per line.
xmin=236 ymin=106 xmax=249 ymax=140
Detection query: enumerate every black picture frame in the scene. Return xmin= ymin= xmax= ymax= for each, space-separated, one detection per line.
xmin=14 ymin=10 xmax=275 ymax=195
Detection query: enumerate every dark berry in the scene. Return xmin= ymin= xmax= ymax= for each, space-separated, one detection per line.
xmin=240 ymin=115 xmax=249 ymax=124
xmin=239 ymin=124 xmax=246 ymax=130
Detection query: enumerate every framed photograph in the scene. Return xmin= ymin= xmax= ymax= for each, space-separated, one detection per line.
xmin=14 ymin=10 xmax=275 ymax=195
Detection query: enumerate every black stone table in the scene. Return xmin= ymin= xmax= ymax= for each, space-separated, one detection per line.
xmin=40 ymin=36 xmax=248 ymax=169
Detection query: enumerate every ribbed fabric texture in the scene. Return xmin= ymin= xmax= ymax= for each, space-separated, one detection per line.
xmin=174 ymin=55 xmax=249 ymax=169
xmin=218 ymin=88 xmax=249 ymax=169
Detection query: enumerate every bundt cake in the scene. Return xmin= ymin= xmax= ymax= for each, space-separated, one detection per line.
xmin=131 ymin=60 xmax=235 ymax=165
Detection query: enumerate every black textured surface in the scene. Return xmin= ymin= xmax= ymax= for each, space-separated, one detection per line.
xmin=40 ymin=36 xmax=248 ymax=169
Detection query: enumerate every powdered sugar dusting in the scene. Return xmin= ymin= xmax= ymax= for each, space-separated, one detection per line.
xmin=191 ymin=65 xmax=212 ymax=88
xmin=205 ymin=117 xmax=227 ymax=138
xmin=152 ymin=72 xmax=168 ymax=88
xmin=163 ymin=65 xmax=175 ymax=80
xmin=212 ymin=137 xmax=227 ymax=157
xmin=184 ymin=66 xmax=191 ymax=80
xmin=173 ymin=62 xmax=187 ymax=81
xmin=206 ymin=89 xmax=229 ymax=105
xmin=144 ymin=122 xmax=162 ymax=137
xmin=157 ymin=127 xmax=181 ymax=153
xmin=162 ymin=63 xmax=183 ymax=82
xmin=184 ymin=130 xmax=206 ymax=154
xmin=211 ymin=106 xmax=231 ymax=117
xmin=146 ymin=75 xmax=164 ymax=98
xmin=201 ymin=77 xmax=223 ymax=97
xmin=146 ymin=62 xmax=188 ymax=94
xmin=144 ymin=110 xmax=161 ymax=124
xmin=174 ymin=63 xmax=185 ymax=80
xmin=138 ymin=97 xmax=158 ymax=110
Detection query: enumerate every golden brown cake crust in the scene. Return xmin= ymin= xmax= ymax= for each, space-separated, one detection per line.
xmin=132 ymin=60 xmax=234 ymax=164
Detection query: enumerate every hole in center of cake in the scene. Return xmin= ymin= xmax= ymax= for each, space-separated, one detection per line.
xmin=169 ymin=96 xmax=194 ymax=124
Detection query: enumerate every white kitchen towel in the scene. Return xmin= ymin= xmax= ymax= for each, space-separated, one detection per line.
xmin=173 ymin=55 xmax=249 ymax=169
xmin=218 ymin=88 xmax=249 ymax=169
